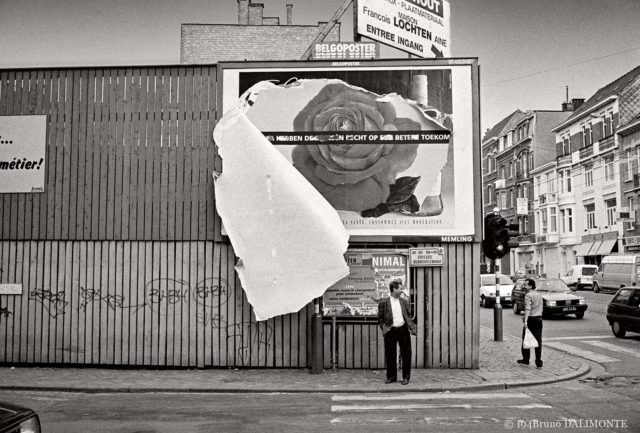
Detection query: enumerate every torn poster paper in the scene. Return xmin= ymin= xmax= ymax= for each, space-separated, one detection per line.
xmin=240 ymin=77 xmax=456 ymax=236
xmin=213 ymin=106 xmax=350 ymax=321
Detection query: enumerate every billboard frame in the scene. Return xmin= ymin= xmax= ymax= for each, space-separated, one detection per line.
xmin=215 ymin=58 xmax=481 ymax=243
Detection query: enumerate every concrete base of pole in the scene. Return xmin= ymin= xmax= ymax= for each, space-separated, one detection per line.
xmin=311 ymin=313 xmax=323 ymax=374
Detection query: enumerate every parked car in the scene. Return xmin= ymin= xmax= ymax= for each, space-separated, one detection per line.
xmin=592 ymin=254 xmax=640 ymax=293
xmin=561 ymin=264 xmax=598 ymax=291
xmin=606 ymin=287 xmax=640 ymax=338
xmin=0 ymin=401 xmax=41 ymax=433
xmin=510 ymin=267 xmax=536 ymax=282
xmin=511 ymin=277 xmax=588 ymax=319
xmin=479 ymin=273 xmax=514 ymax=308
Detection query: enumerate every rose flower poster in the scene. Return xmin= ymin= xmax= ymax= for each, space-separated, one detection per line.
xmin=218 ymin=60 xmax=479 ymax=239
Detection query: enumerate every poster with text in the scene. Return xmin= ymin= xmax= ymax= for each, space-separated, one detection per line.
xmin=218 ymin=60 xmax=479 ymax=238
xmin=0 ymin=115 xmax=47 ymax=193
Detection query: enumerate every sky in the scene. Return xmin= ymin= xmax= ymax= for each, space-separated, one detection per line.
xmin=1 ymin=0 xmax=639 ymax=131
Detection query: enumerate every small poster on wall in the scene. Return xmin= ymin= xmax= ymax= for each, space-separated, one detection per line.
xmin=0 ymin=115 xmax=47 ymax=193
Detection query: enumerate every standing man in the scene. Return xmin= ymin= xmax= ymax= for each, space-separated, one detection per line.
xmin=518 ymin=278 xmax=543 ymax=368
xmin=378 ymin=280 xmax=416 ymax=385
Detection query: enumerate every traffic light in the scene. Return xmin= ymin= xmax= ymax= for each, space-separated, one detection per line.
xmin=494 ymin=216 xmax=520 ymax=258
xmin=483 ymin=213 xmax=520 ymax=260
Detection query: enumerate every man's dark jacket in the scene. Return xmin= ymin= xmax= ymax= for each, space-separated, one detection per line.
xmin=377 ymin=296 xmax=417 ymax=336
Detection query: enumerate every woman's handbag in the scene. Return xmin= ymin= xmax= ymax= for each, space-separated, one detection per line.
xmin=523 ymin=327 xmax=538 ymax=349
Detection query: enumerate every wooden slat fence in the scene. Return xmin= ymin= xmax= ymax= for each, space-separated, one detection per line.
xmin=0 ymin=66 xmax=480 ymax=368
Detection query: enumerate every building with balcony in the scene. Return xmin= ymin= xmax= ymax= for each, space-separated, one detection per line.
xmin=482 ymin=108 xmax=573 ymax=276
xmin=552 ymin=65 xmax=640 ymax=265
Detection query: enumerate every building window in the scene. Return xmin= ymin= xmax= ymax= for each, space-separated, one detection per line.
xmin=604 ymin=155 xmax=615 ymax=181
xmin=585 ymin=203 xmax=596 ymax=229
xmin=584 ymin=165 xmax=593 ymax=188
xmin=523 ymin=183 xmax=529 ymax=199
xmin=604 ymin=111 xmax=613 ymax=137
xmin=541 ymin=209 xmax=548 ymax=234
xmin=509 ymin=162 xmax=513 ymax=178
xmin=561 ymin=208 xmax=574 ymax=233
xmin=627 ymin=197 xmax=635 ymax=231
xmin=567 ymin=170 xmax=572 ymax=192
xmin=528 ymin=152 xmax=533 ymax=173
xmin=523 ymin=215 xmax=529 ymax=234
xmin=550 ymin=207 xmax=557 ymax=232
xmin=500 ymin=165 xmax=505 ymax=179
xmin=509 ymin=189 xmax=514 ymax=207
xmin=547 ymin=172 xmax=555 ymax=193
xmin=606 ymin=198 xmax=617 ymax=227
xmin=562 ymin=135 xmax=570 ymax=155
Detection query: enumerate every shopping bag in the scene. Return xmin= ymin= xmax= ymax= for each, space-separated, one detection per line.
xmin=523 ymin=328 xmax=538 ymax=349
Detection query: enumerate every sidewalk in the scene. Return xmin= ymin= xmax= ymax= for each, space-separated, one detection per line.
xmin=0 ymin=326 xmax=589 ymax=393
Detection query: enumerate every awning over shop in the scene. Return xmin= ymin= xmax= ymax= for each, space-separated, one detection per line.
xmin=574 ymin=242 xmax=594 ymax=256
xmin=595 ymin=239 xmax=617 ymax=256
xmin=587 ymin=241 xmax=602 ymax=256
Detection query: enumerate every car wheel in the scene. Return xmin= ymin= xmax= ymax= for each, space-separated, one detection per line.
xmin=593 ymin=282 xmax=600 ymax=293
xmin=575 ymin=284 xmax=582 ymax=291
xmin=512 ymin=302 xmax=521 ymax=314
xmin=575 ymin=312 xmax=584 ymax=319
xmin=480 ymin=296 xmax=486 ymax=308
xmin=612 ymin=321 xmax=626 ymax=338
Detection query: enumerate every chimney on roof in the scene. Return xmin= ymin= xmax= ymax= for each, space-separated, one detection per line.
xmin=286 ymin=4 xmax=293 ymax=25
xmin=562 ymin=98 xmax=585 ymax=112
xmin=238 ymin=0 xmax=249 ymax=25
xmin=249 ymin=3 xmax=264 ymax=25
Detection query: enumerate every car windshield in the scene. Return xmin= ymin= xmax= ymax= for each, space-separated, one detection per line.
xmin=581 ymin=267 xmax=597 ymax=276
xmin=535 ymin=279 xmax=570 ymax=292
xmin=481 ymin=275 xmax=513 ymax=285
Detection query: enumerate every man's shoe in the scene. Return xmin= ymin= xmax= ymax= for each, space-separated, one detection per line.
xmin=402 ymin=379 xmax=409 ymax=385
xmin=516 ymin=359 xmax=529 ymax=365
xmin=535 ymin=361 xmax=543 ymax=369
xmin=385 ymin=378 xmax=397 ymax=384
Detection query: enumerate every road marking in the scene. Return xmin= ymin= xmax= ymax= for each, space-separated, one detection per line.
xmin=331 ymin=403 xmax=552 ymax=412
xmin=582 ymin=340 xmax=640 ymax=358
xmin=332 ymin=392 xmax=531 ymax=401
xmin=545 ymin=341 xmax=619 ymax=363
xmin=546 ymin=335 xmax=612 ymax=341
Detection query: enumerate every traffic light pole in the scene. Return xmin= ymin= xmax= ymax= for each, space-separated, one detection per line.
xmin=493 ymin=259 xmax=503 ymax=341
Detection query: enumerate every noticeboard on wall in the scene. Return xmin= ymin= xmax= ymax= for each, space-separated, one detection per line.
xmin=217 ymin=59 xmax=480 ymax=241
xmin=320 ymin=249 xmax=409 ymax=317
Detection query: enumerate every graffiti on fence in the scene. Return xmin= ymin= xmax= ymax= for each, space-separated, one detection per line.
xmin=226 ymin=321 xmax=274 ymax=365
xmin=79 ymin=287 xmax=128 ymax=311
xmin=0 ymin=306 xmax=12 ymax=319
xmin=29 ymin=289 xmax=68 ymax=317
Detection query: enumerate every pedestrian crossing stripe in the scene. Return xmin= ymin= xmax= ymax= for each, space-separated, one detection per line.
xmin=332 ymin=392 xmax=531 ymax=401
xmin=331 ymin=403 xmax=553 ymax=412
xmin=582 ymin=340 xmax=640 ymax=358
xmin=544 ymin=341 xmax=619 ymax=363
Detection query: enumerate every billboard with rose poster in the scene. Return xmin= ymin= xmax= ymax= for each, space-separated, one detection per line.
xmin=217 ymin=59 xmax=480 ymax=240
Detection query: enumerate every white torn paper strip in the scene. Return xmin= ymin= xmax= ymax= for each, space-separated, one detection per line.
xmin=213 ymin=108 xmax=350 ymax=321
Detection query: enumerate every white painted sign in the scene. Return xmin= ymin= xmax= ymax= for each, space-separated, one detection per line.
xmin=0 ymin=284 xmax=22 ymax=295
xmin=357 ymin=0 xmax=451 ymax=58
xmin=517 ymin=198 xmax=528 ymax=215
xmin=409 ymin=247 xmax=444 ymax=266
xmin=0 ymin=115 xmax=47 ymax=193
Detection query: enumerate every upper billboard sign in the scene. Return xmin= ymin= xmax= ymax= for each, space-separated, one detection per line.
xmin=217 ymin=59 xmax=479 ymax=240
xmin=357 ymin=0 xmax=451 ymax=58
xmin=312 ymin=42 xmax=380 ymax=60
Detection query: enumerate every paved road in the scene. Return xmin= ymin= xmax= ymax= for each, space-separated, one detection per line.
xmin=480 ymin=289 xmax=640 ymax=377
xmin=4 ymin=381 xmax=638 ymax=433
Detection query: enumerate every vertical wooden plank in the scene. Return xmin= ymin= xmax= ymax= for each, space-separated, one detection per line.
xmin=30 ymin=71 xmax=44 ymax=238
xmin=1 ymin=243 xmax=14 ymax=361
xmin=75 ymin=69 xmax=89 ymax=239
xmin=456 ymin=244 xmax=466 ymax=368
xmin=191 ymin=242 xmax=201 ymax=367
xmin=139 ymin=242 xmax=149 ymax=365
xmin=77 ymin=242 xmax=87 ymax=364
xmin=158 ymin=242 xmax=169 ymax=365
xmin=151 ymin=70 xmax=162 ymax=241
xmin=113 ymin=70 xmax=125 ymax=240
xmin=121 ymin=70 xmax=133 ymax=241
xmin=45 ymin=71 xmax=58 ymax=239
xmin=183 ymin=68 xmax=194 ymax=241
xmin=83 ymin=69 xmax=96 ymax=239
xmin=178 ymin=242 xmax=189 ymax=366
xmin=55 ymin=71 xmax=68 ymax=240
xmin=112 ymin=241 xmax=129 ymax=365
xmin=195 ymin=241 xmax=205 ymax=367
xmin=141 ymin=70 xmax=153 ymax=241
xmin=471 ymin=244 xmax=481 ymax=368
xmin=26 ymin=242 xmax=38 ymax=363
xmin=175 ymin=68 xmax=186 ymax=241
xmin=85 ymin=242 xmax=96 ymax=364
xmin=63 ymin=241 xmax=75 ymax=364
xmin=68 ymin=70 xmax=81 ymax=240
xmin=159 ymin=68 xmax=170 ymax=241
xmin=98 ymin=242 xmax=109 ymax=363
xmin=46 ymin=241 xmax=58 ymax=363
xmin=128 ymin=69 xmax=140 ymax=240
xmin=1 ymin=73 xmax=15 ymax=239
xmin=35 ymin=242 xmax=48 ymax=363
xmin=431 ymin=252 xmax=440 ymax=368
xmin=10 ymin=73 xmax=23 ymax=239
xmin=202 ymin=241 xmax=213 ymax=366
xmin=150 ymin=242 xmax=160 ymax=365
xmin=106 ymin=70 xmax=118 ymax=240
xmin=91 ymin=69 xmax=104 ymax=239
